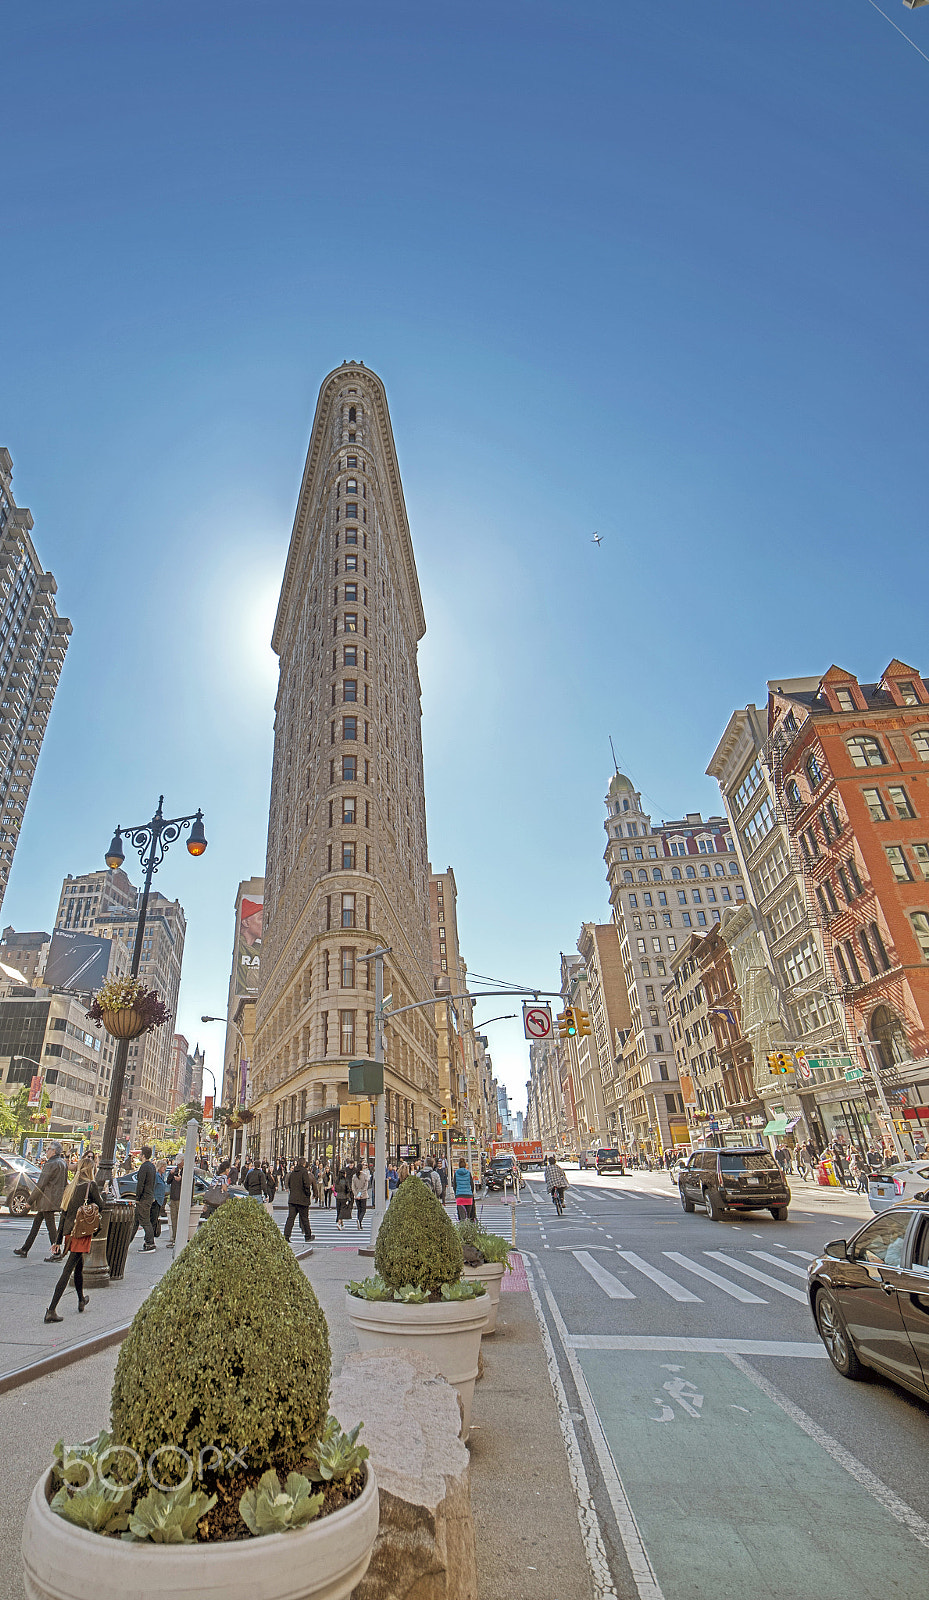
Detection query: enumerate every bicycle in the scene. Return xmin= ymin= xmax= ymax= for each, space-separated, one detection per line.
xmin=550 ymin=1186 xmax=565 ymax=1216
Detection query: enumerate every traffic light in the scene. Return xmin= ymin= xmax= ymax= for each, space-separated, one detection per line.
xmin=767 ymin=1053 xmax=779 ymax=1076
xmin=768 ymin=1052 xmax=795 ymax=1076
xmin=441 ymin=1107 xmax=449 ymax=1128
xmin=575 ymin=1009 xmax=592 ymax=1037
xmin=557 ymin=1009 xmax=576 ymax=1039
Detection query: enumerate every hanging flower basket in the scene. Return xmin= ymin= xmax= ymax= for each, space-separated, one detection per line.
xmin=87 ymin=977 xmax=169 ymax=1040
xmin=238 ymin=1106 xmax=255 ymax=1125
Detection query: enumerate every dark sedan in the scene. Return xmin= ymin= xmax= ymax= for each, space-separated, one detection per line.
xmin=1 ymin=1153 xmax=41 ymax=1215
xmin=808 ymin=1203 xmax=929 ymax=1402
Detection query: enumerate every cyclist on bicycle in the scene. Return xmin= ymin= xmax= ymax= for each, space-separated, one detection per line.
xmin=545 ymin=1154 xmax=568 ymax=1214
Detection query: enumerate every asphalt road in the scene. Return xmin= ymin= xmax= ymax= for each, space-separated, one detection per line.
xmin=519 ymin=1170 xmax=929 ymax=1600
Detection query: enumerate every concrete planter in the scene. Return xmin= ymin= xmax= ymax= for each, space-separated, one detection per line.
xmin=22 ymin=1460 xmax=379 ymax=1600
xmin=461 ymin=1260 xmax=505 ymax=1334
xmin=345 ymin=1291 xmax=487 ymax=1441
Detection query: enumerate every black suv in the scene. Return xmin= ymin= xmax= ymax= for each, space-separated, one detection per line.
xmin=679 ymin=1146 xmax=790 ymax=1221
xmin=594 ymin=1147 xmax=625 ymax=1174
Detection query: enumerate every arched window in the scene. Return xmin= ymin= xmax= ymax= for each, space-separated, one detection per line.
xmin=638 ymin=870 xmax=648 ymax=883
xmin=806 ymin=753 xmax=824 ymax=788
xmin=913 ymin=731 xmax=929 ymax=762
xmin=623 ymin=799 xmax=630 ymax=811
xmin=685 ymin=865 xmax=696 ymax=879
xmin=847 ymin=735 xmax=885 ymax=769
xmin=910 ymin=912 xmax=929 ymax=961
xmin=869 ymin=1003 xmax=913 ymax=1068
xmin=623 ymin=870 xmax=633 ymax=884
xmin=652 ymin=868 xmax=663 ymax=881
xmin=671 ymin=867 xmax=681 ymax=881
xmin=786 ymin=780 xmax=802 ymax=810
xmin=348 ymin=405 xmax=357 ymax=424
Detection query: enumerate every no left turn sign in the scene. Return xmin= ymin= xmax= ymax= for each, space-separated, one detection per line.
xmin=523 ymin=1004 xmax=553 ymax=1041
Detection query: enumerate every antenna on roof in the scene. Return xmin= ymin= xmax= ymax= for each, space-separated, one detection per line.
xmin=609 ymin=736 xmax=620 ymax=775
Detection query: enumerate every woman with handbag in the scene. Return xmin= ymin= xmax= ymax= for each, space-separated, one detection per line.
xmin=44 ymin=1154 xmax=103 ymax=1324
xmin=334 ymin=1165 xmax=353 ymax=1231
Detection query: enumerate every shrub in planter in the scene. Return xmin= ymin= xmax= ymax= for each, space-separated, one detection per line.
xmin=455 ymin=1218 xmax=511 ymax=1268
xmin=25 ymin=1199 xmax=380 ymax=1600
xmin=374 ymin=1173 xmax=464 ymax=1293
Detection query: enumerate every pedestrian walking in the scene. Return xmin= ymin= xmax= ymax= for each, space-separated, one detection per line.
xmin=43 ymin=1155 xmax=102 ymax=1324
xmin=14 ymin=1141 xmax=67 ymax=1260
xmin=397 ymin=1160 xmax=410 ymax=1185
xmin=152 ymin=1161 xmax=168 ymax=1239
xmin=167 ymin=1157 xmax=184 ymax=1243
xmin=833 ymin=1144 xmax=851 ymax=1189
xmin=283 ymin=1156 xmax=314 ymax=1243
xmin=453 ymin=1157 xmax=476 ymax=1220
xmin=334 ymin=1165 xmax=353 ymax=1229
xmin=418 ymin=1158 xmax=442 ymax=1197
xmin=352 ymin=1162 xmax=370 ymax=1231
xmin=436 ymin=1156 xmax=448 ymax=1202
xmin=322 ymin=1162 xmax=333 ymax=1208
xmin=130 ymin=1146 xmax=158 ymax=1250
xmin=387 ymin=1161 xmax=399 ymax=1200
xmin=243 ymin=1162 xmax=266 ymax=1200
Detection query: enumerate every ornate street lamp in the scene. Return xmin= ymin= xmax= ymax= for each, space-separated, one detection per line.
xmin=96 ymin=795 xmax=207 ymax=1188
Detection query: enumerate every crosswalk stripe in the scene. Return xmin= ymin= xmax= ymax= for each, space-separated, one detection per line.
xmin=663 ymin=1251 xmax=766 ymax=1304
xmin=749 ymin=1250 xmax=809 ymax=1279
xmin=704 ymin=1251 xmax=807 ymax=1303
xmin=787 ymin=1249 xmax=816 ymax=1261
xmin=572 ymin=1250 xmax=636 ymax=1299
xmin=616 ymin=1249 xmax=701 ymax=1303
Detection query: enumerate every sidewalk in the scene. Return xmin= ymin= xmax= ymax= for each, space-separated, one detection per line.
xmin=0 ymin=1211 xmax=592 ymax=1600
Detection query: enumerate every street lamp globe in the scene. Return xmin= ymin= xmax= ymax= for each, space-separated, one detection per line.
xmin=105 ymin=830 xmax=125 ymax=870
xmin=187 ymin=811 xmax=207 ymax=857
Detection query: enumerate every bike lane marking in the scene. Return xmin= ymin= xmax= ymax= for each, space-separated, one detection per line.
xmin=577 ymin=1346 xmax=929 ymax=1600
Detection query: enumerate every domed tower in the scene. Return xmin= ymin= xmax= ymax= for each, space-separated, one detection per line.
xmin=604 ymin=771 xmax=649 ymax=837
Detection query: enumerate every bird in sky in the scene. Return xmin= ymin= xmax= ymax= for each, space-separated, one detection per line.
xmin=592 ymin=532 xmax=602 ymax=546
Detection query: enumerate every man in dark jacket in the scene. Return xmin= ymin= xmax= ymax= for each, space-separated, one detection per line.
xmin=132 ymin=1145 xmax=158 ymax=1251
xmin=14 ymin=1143 xmax=67 ymax=1258
xmin=283 ymin=1156 xmax=314 ymax=1243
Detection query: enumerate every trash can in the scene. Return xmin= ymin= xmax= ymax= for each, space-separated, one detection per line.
xmin=105 ymin=1198 xmax=136 ymax=1281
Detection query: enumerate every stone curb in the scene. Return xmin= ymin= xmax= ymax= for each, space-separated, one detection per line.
xmin=0 ymin=1321 xmax=132 ymax=1396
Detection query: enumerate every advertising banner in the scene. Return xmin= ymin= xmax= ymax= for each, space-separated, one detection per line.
xmin=234 ymin=894 xmax=263 ymax=997
xmin=27 ymin=1074 xmax=43 ymax=1107
xmin=44 ymin=929 xmax=112 ymax=994
xmin=203 ymin=1095 xmax=214 ymax=1119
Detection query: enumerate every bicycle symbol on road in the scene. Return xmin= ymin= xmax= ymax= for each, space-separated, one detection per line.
xmin=649 ymin=1363 xmax=704 ymax=1423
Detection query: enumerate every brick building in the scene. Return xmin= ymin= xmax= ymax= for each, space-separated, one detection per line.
xmin=769 ymin=659 xmax=929 ymax=1144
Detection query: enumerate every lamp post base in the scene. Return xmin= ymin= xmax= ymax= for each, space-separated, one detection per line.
xmin=83 ymin=1212 xmax=112 ymax=1289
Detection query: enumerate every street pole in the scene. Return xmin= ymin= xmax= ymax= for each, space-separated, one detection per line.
xmin=97 ymin=797 xmax=206 ymax=1189
xmin=375 ymin=950 xmax=386 ymax=1225
xmin=858 ymin=1032 xmax=906 ymax=1162
xmin=173 ymin=1118 xmax=200 ymax=1256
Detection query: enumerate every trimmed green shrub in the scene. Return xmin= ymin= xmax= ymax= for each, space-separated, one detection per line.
xmin=111 ymin=1200 xmax=331 ymax=1471
xmin=455 ymin=1217 xmax=511 ymax=1267
xmin=374 ymin=1175 xmax=463 ymax=1292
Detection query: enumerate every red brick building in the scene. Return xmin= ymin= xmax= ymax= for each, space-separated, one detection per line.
xmin=769 ymin=660 xmax=929 ymax=1123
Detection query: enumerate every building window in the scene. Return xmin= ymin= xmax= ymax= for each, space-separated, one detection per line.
xmin=345 ymin=613 xmax=358 ymax=633
xmin=843 ymin=940 xmax=864 ymax=985
xmin=619 ymin=848 xmax=629 ymax=861
xmin=652 ymin=867 xmax=663 ymax=881
xmin=342 ymin=841 xmax=355 ymax=869
xmin=847 ymin=735 xmax=885 ymax=768
xmin=912 ymin=731 xmax=929 ymax=762
xmin=869 ymin=921 xmax=891 ymax=972
xmin=897 ymin=680 xmax=921 ymax=706
xmin=343 ymin=715 xmax=357 ymax=740
xmin=667 ymin=937 xmax=677 ymax=953
xmin=343 ymin=795 xmax=356 ymax=824
xmin=652 ymin=937 xmax=662 ymax=953
xmin=342 ymin=755 xmax=357 ymax=781
xmin=913 ymin=843 xmax=929 ymax=879
xmin=340 ymin=946 xmax=355 ymax=989
xmin=858 ymin=927 xmax=879 ymax=978
xmin=886 ymin=846 xmax=912 ymax=883
xmin=340 ymin=1010 xmax=355 ymax=1054
xmin=911 ymin=914 xmax=929 ymax=961
xmin=862 ymin=787 xmax=888 ymax=822
xmin=807 ymin=753 xmax=824 ymax=788
xmin=888 ymin=785 xmax=915 ymax=820
xmin=637 ymin=938 xmax=647 ymax=955
xmin=786 ymin=780 xmax=802 ymax=810
xmin=343 ymin=679 xmax=357 ymax=702
xmin=686 ymin=865 xmax=696 ymax=879
xmin=834 ymin=687 xmax=856 ymax=712
xmin=658 ymin=892 xmax=668 ymax=906
xmin=341 ymin=893 xmax=356 ymax=928
xmin=696 ymin=911 xmax=707 ymax=925
xmin=629 ymin=893 xmax=638 ymax=908
xmin=682 ymin=912 xmax=692 ymax=927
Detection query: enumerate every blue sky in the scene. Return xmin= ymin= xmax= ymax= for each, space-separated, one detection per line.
xmin=1 ymin=0 xmax=927 ymax=1112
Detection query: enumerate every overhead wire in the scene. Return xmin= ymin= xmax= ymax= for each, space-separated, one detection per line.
xmin=864 ymin=0 xmax=929 ymax=65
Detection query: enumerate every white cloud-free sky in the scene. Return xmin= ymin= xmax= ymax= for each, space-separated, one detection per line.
xmin=2 ymin=1 xmax=927 ymax=1112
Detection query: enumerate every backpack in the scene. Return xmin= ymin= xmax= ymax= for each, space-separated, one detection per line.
xmin=72 ymin=1184 xmax=100 ymax=1239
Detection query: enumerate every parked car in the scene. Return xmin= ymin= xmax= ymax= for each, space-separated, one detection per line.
xmin=1 ymin=1153 xmax=41 ymax=1216
xmin=867 ymin=1161 xmax=929 ymax=1214
xmin=807 ymin=1203 xmax=929 ymax=1400
xmin=594 ymin=1147 xmax=625 ymax=1174
xmin=678 ymin=1146 xmax=790 ymax=1220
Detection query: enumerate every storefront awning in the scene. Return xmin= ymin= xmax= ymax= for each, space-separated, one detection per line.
xmin=762 ymin=1115 xmax=789 ymax=1136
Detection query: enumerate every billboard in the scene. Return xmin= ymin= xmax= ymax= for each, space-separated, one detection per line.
xmin=44 ymin=929 xmax=112 ymax=994
xmin=234 ymin=894 xmax=263 ymax=997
